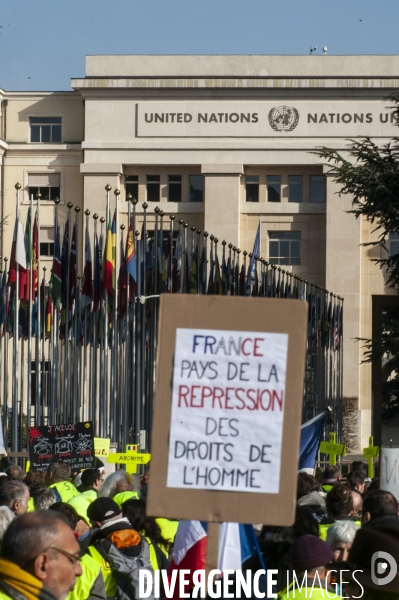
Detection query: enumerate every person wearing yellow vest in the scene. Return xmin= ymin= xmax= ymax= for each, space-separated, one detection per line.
xmin=319 ymin=483 xmax=361 ymax=541
xmin=278 ymin=535 xmax=344 ymax=599
xmin=0 ymin=511 xmax=82 ymax=600
xmin=121 ymin=498 xmax=170 ymax=573
xmin=45 ymin=463 xmax=79 ymax=504
xmin=86 ymin=498 xmax=144 ymax=599
xmin=49 ymin=503 xmax=106 ymax=600
xmin=321 ymin=464 xmax=341 ymax=494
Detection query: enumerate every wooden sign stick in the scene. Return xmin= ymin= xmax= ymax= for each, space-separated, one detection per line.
xmin=205 ymin=523 xmax=220 ymax=596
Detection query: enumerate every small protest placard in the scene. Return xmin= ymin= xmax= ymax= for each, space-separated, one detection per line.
xmin=147 ymin=295 xmax=307 ymax=525
xmin=27 ymin=422 xmax=95 ymax=471
xmin=94 ymin=437 xmax=111 ymax=457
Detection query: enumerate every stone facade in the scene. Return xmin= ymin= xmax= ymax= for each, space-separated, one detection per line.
xmin=1 ymin=55 xmax=398 ymax=449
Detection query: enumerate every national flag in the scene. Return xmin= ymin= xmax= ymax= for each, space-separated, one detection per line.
xmin=168 ymin=521 xmax=266 ymax=599
xmin=45 ymin=292 xmax=52 ymax=339
xmin=190 ymin=247 xmax=198 ymax=294
xmin=0 ymin=270 xmax=7 ymax=330
xmin=101 ymin=210 xmax=116 ymax=295
xmin=125 ymin=217 xmax=137 ymax=282
xmin=173 ymin=230 xmax=182 ymax=292
xmin=81 ymin=220 xmax=93 ymax=309
xmin=60 ymin=219 xmax=69 ymax=340
xmin=199 ymin=245 xmax=206 ymax=294
xmin=8 ymin=211 xmax=27 ymax=299
xmin=221 ymin=250 xmax=228 ymax=295
xmin=51 ymin=223 xmax=62 ymax=309
xmin=69 ymin=224 xmax=77 ymax=304
xmin=249 ymin=221 xmax=260 ymax=281
xmin=215 ymin=253 xmax=222 ymax=295
xmin=93 ymin=230 xmax=102 ymax=312
xmin=299 ymin=411 xmax=327 ymax=472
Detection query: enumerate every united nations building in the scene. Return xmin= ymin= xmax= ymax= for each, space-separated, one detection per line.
xmin=1 ymin=55 xmax=398 ymax=452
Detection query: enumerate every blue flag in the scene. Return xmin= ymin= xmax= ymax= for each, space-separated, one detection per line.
xmin=299 ymin=411 xmax=326 ymax=471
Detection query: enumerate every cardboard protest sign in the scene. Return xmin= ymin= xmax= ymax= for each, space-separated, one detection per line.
xmin=147 ymin=295 xmax=308 ymax=525
xmin=94 ymin=437 xmax=111 ymax=457
xmin=380 ymin=448 xmax=399 ymax=498
xmin=27 ymin=422 xmax=95 ymax=471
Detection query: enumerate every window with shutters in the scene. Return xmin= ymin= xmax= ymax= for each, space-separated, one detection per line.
xmin=28 ymin=173 xmax=61 ymax=202
xmin=40 ymin=227 xmax=55 ymax=257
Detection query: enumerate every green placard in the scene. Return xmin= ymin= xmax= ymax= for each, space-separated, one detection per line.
xmin=319 ymin=441 xmax=346 ymax=456
xmin=107 ymin=452 xmax=151 ymax=464
xmin=363 ymin=446 xmax=379 ymax=458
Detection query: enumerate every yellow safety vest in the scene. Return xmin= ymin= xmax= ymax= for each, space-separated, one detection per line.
xmin=87 ymin=545 xmax=116 ymax=599
xmin=156 ymin=518 xmax=178 ymax=544
xmin=49 ymin=480 xmax=79 ymax=502
xmin=67 ymin=554 xmax=101 ymax=600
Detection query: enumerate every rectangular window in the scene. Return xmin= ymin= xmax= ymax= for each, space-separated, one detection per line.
xmin=125 ymin=175 xmax=138 ymax=201
xmin=288 ymin=175 xmax=303 ymax=203
xmin=310 ymin=175 xmax=326 ymax=203
xmin=168 ymin=175 xmax=182 ymax=203
xmin=146 ymin=175 xmax=160 ymax=203
xmin=269 ymin=231 xmax=301 ymax=266
xmin=246 ymin=176 xmax=259 ymax=203
xmin=390 ymin=233 xmax=399 ymax=256
xmin=28 ymin=173 xmax=60 ymax=202
xmin=40 ymin=227 xmax=55 ymax=257
xmin=189 ymin=175 xmax=204 ymax=203
xmin=267 ymin=175 xmax=281 ymax=202
xmin=30 ymin=117 xmax=62 ymax=143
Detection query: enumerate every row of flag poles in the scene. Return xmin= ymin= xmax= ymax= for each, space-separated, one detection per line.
xmin=0 ymin=183 xmax=344 ymax=452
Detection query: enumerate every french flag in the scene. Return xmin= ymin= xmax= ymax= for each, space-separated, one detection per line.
xmin=168 ymin=521 xmax=266 ymax=598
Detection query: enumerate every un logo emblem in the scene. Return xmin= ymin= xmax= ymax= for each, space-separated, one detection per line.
xmin=268 ymin=106 xmax=299 ymax=132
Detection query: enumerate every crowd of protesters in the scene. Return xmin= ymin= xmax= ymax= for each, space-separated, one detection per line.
xmin=0 ymin=455 xmax=397 ymax=600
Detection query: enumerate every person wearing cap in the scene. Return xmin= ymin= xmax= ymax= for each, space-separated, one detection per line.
xmin=86 ymin=498 xmax=143 ymax=599
xmin=45 ymin=463 xmax=79 ymax=503
xmin=279 ymin=535 xmax=343 ymax=599
xmin=342 ymin=524 xmax=399 ymax=599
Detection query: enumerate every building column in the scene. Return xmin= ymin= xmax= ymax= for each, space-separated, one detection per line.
xmin=325 ymin=174 xmax=367 ymax=449
xmin=202 ymin=164 xmax=242 ymax=247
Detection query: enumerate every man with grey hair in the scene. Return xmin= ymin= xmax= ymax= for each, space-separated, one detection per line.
xmin=326 ymin=519 xmax=359 ymax=562
xmin=44 ymin=462 xmax=79 ymax=503
xmin=0 ymin=480 xmax=29 ymax=515
xmin=33 ymin=488 xmax=56 ymax=511
xmin=0 ymin=511 xmax=82 ymax=600
xmin=5 ymin=465 xmax=24 ymax=481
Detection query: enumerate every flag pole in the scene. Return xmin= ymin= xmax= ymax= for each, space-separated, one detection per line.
xmin=27 ymin=194 xmax=34 ymax=431
xmin=71 ymin=207 xmax=80 ymax=422
xmin=82 ymin=209 xmax=90 ymax=423
xmin=104 ymin=184 xmax=111 ymax=438
xmin=3 ymin=257 xmax=9 ymax=448
xmin=12 ymin=183 xmax=21 ymax=452
xmin=99 ymin=215 xmax=106 ymax=437
xmin=113 ymin=188 xmax=120 ymax=445
xmin=123 ymin=197 xmax=131 ymax=448
xmin=63 ymin=202 xmax=73 ymax=422
xmin=41 ymin=267 xmax=47 ymax=424
xmin=92 ymin=213 xmax=99 ymax=431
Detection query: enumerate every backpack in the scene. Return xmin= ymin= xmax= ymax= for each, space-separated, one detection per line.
xmin=94 ymin=536 xmax=154 ymax=600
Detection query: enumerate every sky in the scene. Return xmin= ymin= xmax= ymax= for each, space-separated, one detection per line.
xmin=0 ymin=0 xmax=398 ymax=91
